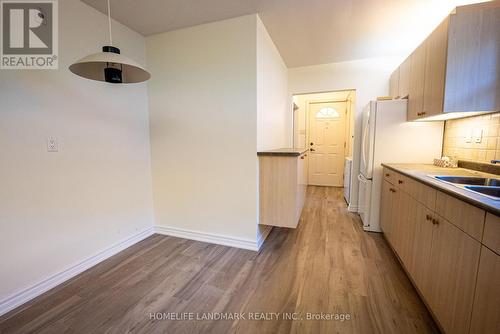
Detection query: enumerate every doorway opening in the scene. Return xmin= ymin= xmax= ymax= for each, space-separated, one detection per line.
xmin=292 ymin=90 xmax=356 ymax=187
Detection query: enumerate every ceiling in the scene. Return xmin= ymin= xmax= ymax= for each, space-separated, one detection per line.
xmin=81 ymin=0 xmax=484 ymax=68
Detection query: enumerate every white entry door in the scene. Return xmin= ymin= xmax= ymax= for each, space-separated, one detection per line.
xmin=308 ymin=101 xmax=346 ymax=187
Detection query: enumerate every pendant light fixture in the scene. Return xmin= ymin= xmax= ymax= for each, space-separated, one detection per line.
xmin=69 ymin=0 xmax=150 ymax=84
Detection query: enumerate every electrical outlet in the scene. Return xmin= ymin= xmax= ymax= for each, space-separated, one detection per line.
xmin=47 ymin=136 xmax=58 ymax=152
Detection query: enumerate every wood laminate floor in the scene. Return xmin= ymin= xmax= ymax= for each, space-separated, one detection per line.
xmin=0 ymin=187 xmax=439 ymax=334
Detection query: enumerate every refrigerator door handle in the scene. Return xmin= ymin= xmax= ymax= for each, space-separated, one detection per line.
xmin=361 ymin=124 xmax=368 ymax=171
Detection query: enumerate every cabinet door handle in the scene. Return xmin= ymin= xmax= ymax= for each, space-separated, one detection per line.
xmin=398 ymin=180 xmax=403 ymax=184
xmin=432 ymin=218 xmax=439 ymax=225
xmin=426 ymin=214 xmax=431 ymax=221
xmin=301 ymin=156 xmax=305 ymax=160
xmin=385 ymin=173 xmax=390 ymax=177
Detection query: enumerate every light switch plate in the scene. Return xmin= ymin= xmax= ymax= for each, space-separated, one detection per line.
xmin=473 ymin=129 xmax=483 ymax=143
xmin=465 ymin=130 xmax=472 ymax=143
xmin=47 ymin=136 xmax=58 ymax=152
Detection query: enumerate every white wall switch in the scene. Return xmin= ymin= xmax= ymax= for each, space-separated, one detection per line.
xmin=47 ymin=136 xmax=58 ymax=152
xmin=473 ymin=129 xmax=483 ymax=143
xmin=465 ymin=129 xmax=472 ymax=143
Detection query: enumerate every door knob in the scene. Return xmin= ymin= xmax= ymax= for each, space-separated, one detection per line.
xmin=310 ymin=142 xmax=314 ymax=146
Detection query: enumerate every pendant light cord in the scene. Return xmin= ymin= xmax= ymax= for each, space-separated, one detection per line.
xmin=107 ymin=0 xmax=113 ymax=46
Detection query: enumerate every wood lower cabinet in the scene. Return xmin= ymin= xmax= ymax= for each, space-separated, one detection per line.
xmin=435 ymin=191 xmax=485 ymax=241
xmin=426 ymin=217 xmax=481 ymax=334
xmin=482 ymin=213 xmax=500 ymax=254
xmin=259 ymin=152 xmax=308 ymax=228
xmin=469 ymin=246 xmax=500 ymax=334
xmin=295 ymin=153 xmax=308 ymax=222
xmin=391 ymin=189 xmax=411 ymax=264
xmin=380 ymin=167 xmax=496 ymax=334
xmin=380 ymin=180 xmax=395 ymax=243
xmin=406 ymin=201 xmax=434 ymax=297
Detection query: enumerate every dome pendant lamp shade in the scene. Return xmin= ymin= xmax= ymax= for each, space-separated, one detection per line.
xmin=69 ymin=46 xmax=150 ymax=83
xmin=69 ymin=0 xmax=150 ymax=84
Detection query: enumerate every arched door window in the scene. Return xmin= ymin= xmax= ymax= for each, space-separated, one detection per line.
xmin=315 ymin=107 xmax=339 ymax=119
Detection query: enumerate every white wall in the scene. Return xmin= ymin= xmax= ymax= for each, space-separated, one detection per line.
xmin=146 ymin=15 xmax=259 ymax=244
xmin=0 ymin=0 xmax=153 ymax=309
xmin=288 ymin=57 xmax=401 ymax=209
xmin=256 ymin=16 xmax=290 ymax=151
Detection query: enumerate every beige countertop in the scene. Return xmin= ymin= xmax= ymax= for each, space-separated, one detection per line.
xmin=257 ymin=148 xmax=309 ymax=157
xmin=382 ymin=163 xmax=500 ymax=216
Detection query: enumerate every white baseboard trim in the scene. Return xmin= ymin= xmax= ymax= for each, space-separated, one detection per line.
xmin=0 ymin=227 xmax=154 ymax=317
xmin=347 ymin=204 xmax=358 ymax=212
xmin=155 ymin=225 xmax=259 ymax=251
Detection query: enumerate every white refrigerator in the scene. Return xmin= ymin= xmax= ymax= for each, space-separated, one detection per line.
xmin=358 ymin=100 xmax=443 ymax=232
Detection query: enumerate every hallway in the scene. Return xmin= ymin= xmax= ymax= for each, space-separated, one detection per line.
xmin=0 ymin=187 xmax=438 ymax=334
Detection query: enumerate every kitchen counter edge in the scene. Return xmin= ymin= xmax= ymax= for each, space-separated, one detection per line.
xmin=257 ymin=148 xmax=309 ymax=157
xmin=382 ymin=163 xmax=500 ymax=216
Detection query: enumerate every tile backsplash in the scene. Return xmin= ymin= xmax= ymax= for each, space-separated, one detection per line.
xmin=443 ymin=113 xmax=500 ymax=164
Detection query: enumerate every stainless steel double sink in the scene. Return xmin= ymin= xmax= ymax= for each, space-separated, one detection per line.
xmin=433 ymin=176 xmax=500 ymax=200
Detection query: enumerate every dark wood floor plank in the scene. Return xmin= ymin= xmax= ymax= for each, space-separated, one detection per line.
xmin=0 ymin=186 xmax=439 ymax=334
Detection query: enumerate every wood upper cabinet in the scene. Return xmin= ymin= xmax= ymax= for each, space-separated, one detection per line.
xmin=398 ymin=58 xmax=410 ymax=98
xmin=407 ymin=19 xmax=449 ymax=121
xmin=407 ymin=42 xmax=427 ymax=120
xmin=469 ymin=246 xmax=500 ymax=334
xmin=422 ymin=17 xmax=449 ymax=118
xmin=403 ymin=1 xmax=500 ymax=121
xmin=389 ymin=67 xmax=400 ymax=98
xmin=426 ymin=216 xmax=481 ymax=334
xmin=444 ymin=2 xmax=500 ymax=113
